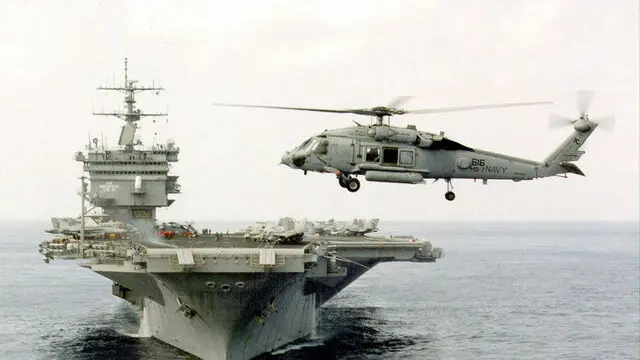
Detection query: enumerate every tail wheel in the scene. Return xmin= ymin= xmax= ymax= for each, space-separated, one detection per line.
xmin=445 ymin=191 xmax=455 ymax=201
xmin=346 ymin=178 xmax=361 ymax=192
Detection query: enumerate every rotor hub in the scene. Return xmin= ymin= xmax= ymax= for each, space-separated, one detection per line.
xmin=368 ymin=107 xmax=407 ymax=117
xmin=573 ymin=119 xmax=592 ymax=132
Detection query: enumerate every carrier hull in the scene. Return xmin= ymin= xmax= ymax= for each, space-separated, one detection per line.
xmin=86 ymin=234 xmax=441 ymax=360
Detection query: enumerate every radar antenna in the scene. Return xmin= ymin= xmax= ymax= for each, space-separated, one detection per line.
xmin=93 ymin=58 xmax=168 ymax=150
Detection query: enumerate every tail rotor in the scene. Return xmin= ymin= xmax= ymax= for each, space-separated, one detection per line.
xmin=577 ymin=89 xmax=594 ymax=116
xmin=548 ymin=90 xmax=615 ymax=132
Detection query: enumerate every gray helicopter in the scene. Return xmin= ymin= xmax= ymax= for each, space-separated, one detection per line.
xmin=215 ymin=91 xmax=614 ymax=201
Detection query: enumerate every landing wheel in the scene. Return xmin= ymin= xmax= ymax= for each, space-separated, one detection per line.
xmin=444 ymin=178 xmax=455 ymax=201
xmin=338 ymin=177 xmax=347 ymax=188
xmin=346 ymin=178 xmax=361 ymax=192
xmin=444 ymin=191 xmax=456 ymax=201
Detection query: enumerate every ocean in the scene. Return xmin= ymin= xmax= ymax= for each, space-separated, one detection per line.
xmin=0 ymin=221 xmax=637 ymax=360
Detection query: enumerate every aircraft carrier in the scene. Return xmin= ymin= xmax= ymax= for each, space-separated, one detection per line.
xmin=38 ymin=59 xmax=443 ymax=360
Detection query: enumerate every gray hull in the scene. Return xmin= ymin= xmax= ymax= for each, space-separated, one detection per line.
xmin=93 ymin=262 xmax=382 ymax=359
xmin=100 ymin=272 xmax=317 ymax=360
xmin=96 ymin=270 xmax=356 ymax=360
xmin=84 ymin=235 xmax=441 ymax=360
xmin=149 ymin=273 xmax=315 ymax=360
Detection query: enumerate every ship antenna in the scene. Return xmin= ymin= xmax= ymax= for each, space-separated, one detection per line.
xmin=93 ymin=58 xmax=168 ymax=151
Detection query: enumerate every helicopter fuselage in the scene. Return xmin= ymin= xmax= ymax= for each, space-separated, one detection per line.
xmin=217 ymin=93 xmax=604 ymax=201
xmin=281 ymin=122 xmax=594 ymax=199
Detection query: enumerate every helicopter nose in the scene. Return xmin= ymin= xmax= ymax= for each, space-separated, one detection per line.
xmin=280 ymin=153 xmax=292 ymax=167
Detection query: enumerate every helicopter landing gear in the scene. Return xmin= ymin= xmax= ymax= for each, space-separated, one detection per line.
xmin=337 ymin=173 xmax=360 ymax=192
xmin=444 ymin=178 xmax=455 ymax=201
xmin=346 ymin=178 xmax=360 ymax=192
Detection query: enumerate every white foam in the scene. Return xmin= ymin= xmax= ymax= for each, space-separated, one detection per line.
xmin=270 ymin=338 xmax=325 ymax=355
xmin=119 ymin=306 xmax=151 ymax=338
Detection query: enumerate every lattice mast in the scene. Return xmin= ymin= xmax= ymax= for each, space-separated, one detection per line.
xmin=93 ymin=58 xmax=167 ymax=151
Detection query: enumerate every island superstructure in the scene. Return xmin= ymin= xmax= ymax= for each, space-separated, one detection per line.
xmin=39 ymin=59 xmax=443 ymax=360
xmin=81 ymin=58 xmax=179 ymax=225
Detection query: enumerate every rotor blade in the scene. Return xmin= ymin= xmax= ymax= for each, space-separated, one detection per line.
xmin=548 ymin=113 xmax=574 ymax=129
xmin=577 ymin=90 xmax=594 ymax=115
xmin=387 ymin=96 xmax=413 ymax=109
xmin=213 ymin=103 xmax=357 ymax=115
xmin=591 ymin=115 xmax=616 ymax=131
xmin=406 ymin=101 xmax=553 ymax=115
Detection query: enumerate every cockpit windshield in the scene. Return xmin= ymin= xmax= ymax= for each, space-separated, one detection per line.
xmin=297 ymin=138 xmax=313 ymax=150
xmin=297 ymin=137 xmax=328 ymax=154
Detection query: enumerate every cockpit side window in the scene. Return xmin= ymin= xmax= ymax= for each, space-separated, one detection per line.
xmin=302 ymin=138 xmax=318 ymax=152
xmin=311 ymin=138 xmax=328 ymax=154
xmin=297 ymin=138 xmax=313 ymax=150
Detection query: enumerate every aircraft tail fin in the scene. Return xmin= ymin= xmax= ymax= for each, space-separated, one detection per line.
xmin=538 ymin=91 xmax=615 ymax=178
xmin=539 ymin=123 xmax=596 ymax=177
xmin=84 ymin=216 xmax=99 ymax=227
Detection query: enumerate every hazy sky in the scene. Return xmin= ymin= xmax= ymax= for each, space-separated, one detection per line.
xmin=1 ymin=0 xmax=637 ymax=222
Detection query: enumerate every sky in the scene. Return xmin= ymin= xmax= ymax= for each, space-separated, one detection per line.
xmin=0 ymin=0 xmax=637 ymax=222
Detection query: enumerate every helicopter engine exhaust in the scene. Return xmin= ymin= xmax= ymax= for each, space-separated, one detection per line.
xmin=365 ymin=170 xmax=424 ymax=184
xmin=414 ymin=136 xmax=433 ymax=148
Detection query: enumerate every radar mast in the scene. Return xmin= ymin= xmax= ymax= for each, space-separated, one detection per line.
xmin=93 ymin=58 xmax=167 ymax=151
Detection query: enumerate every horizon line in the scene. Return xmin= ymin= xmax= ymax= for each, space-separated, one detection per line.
xmin=3 ymin=218 xmax=638 ymax=223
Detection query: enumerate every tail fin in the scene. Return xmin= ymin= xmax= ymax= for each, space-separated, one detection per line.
xmin=539 ymin=123 xmax=597 ymax=177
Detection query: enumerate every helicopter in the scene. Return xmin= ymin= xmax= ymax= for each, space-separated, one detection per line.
xmin=214 ymin=91 xmax=614 ymax=201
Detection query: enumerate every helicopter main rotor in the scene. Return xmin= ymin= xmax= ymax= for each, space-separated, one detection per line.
xmin=214 ymin=97 xmax=553 ymax=126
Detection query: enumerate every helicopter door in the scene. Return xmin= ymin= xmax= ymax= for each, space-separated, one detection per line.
xmin=351 ymin=139 xmax=358 ymax=164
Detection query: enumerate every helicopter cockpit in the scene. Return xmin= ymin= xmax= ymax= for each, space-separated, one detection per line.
xmin=295 ymin=136 xmax=328 ymax=155
xmin=281 ymin=136 xmax=329 ymax=171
